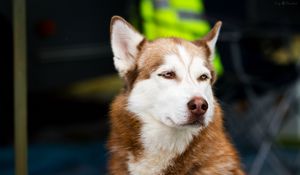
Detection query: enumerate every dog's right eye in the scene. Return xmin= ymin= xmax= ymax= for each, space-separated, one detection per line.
xmin=158 ymin=71 xmax=176 ymax=79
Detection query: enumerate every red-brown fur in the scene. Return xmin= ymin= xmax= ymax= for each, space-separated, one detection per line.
xmin=108 ymin=95 xmax=245 ymax=174
xmin=161 ymin=103 xmax=244 ymax=175
xmin=108 ymin=16 xmax=244 ymax=175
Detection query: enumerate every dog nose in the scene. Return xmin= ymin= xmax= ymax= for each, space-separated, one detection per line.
xmin=187 ymin=97 xmax=208 ymax=116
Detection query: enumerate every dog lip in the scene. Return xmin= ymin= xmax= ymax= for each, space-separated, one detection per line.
xmin=184 ymin=116 xmax=205 ymax=127
xmin=190 ymin=120 xmax=204 ymax=126
xmin=165 ymin=116 xmax=204 ymax=128
xmin=179 ymin=121 xmax=203 ymax=128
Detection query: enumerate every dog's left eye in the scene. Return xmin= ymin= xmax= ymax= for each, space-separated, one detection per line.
xmin=198 ymin=74 xmax=209 ymax=81
xmin=158 ymin=71 xmax=176 ymax=79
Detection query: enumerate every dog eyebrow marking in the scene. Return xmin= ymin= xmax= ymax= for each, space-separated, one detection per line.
xmin=177 ymin=45 xmax=190 ymax=70
xmin=176 ymin=45 xmax=199 ymax=85
xmin=188 ymin=56 xmax=197 ymax=85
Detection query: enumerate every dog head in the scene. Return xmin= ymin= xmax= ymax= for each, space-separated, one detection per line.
xmin=110 ymin=16 xmax=221 ymax=129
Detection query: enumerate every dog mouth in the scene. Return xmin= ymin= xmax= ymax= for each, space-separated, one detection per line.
xmin=166 ymin=116 xmax=204 ymax=127
xmin=187 ymin=119 xmax=204 ymax=126
xmin=176 ymin=118 xmax=204 ymax=128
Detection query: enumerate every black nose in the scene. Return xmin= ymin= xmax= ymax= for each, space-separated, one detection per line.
xmin=187 ymin=97 xmax=208 ymax=116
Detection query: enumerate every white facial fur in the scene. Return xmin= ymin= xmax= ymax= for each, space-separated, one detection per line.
xmin=127 ymin=45 xmax=215 ymax=129
xmin=110 ymin=17 xmax=221 ymax=174
xmin=110 ymin=18 xmax=218 ymax=128
xmin=126 ymin=45 xmax=216 ymax=174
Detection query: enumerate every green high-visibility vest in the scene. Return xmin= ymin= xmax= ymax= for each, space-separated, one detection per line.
xmin=140 ymin=0 xmax=223 ymax=76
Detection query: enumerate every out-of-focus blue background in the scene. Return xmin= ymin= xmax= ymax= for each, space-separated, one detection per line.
xmin=1 ymin=0 xmax=300 ymax=174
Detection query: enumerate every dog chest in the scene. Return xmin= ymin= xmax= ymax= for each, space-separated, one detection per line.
xmin=127 ymin=149 xmax=176 ymax=175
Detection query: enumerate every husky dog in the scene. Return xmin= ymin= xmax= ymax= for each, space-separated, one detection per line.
xmin=108 ymin=16 xmax=244 ymax=175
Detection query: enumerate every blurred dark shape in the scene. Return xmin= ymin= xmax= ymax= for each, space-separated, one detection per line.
xmin=205 ymin=0 xmax=300 ymax=28
xmin=37 ymin=19 xmax=57 ymax=38
xmin=217 ymin=36 xmax=299 ymax=99
xmin=0 ymin=14 xmax=13 ymax=146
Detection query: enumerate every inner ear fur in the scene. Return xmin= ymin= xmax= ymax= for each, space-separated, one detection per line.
xmin=110 ymin=16 xmax=146 ymax=78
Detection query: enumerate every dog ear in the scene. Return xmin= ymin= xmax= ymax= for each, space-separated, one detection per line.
xmin=110 ymin=16 xmax=145 ymax=77
xmin=194 ymin=21 xmax=222 ymax=61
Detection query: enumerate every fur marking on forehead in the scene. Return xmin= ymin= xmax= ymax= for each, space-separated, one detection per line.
xmin=173 ymin=42 xmax=211 ymax=69
xmin=177 ymin=45 xmax=191 ymax=67
xmin=134 ymin=39 xmax=214 ymax=83
xmin=138 ymin=38 xmax=209 ymax=67
xmin=174 ymin=44 xmax=209 ymax=71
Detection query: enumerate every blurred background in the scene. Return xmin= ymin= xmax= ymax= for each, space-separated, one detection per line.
xmin=1 ymin=0 xmax=300 ymax=174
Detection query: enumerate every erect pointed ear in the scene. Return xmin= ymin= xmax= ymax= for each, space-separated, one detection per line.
xmin=110 ymin=16 xmax=145 ymax=77
xmin=194 ymin=21 xmax=222 ymax=60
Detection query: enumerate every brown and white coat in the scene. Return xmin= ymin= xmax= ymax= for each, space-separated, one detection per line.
xmin=108 ymin=16 xmax=245 ymax=175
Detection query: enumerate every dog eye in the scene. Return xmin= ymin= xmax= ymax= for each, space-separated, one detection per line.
xmin=158 ymin=71 xmax=176 ymax=79
xmin=198 ymin=74 xmax=209 ymax=81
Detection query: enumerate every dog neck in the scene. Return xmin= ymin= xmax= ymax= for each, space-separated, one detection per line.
xmin=125 ymin=108 xmax=205 ymax=175
xmin=126 ymin=116 xmax=197 ymax=175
